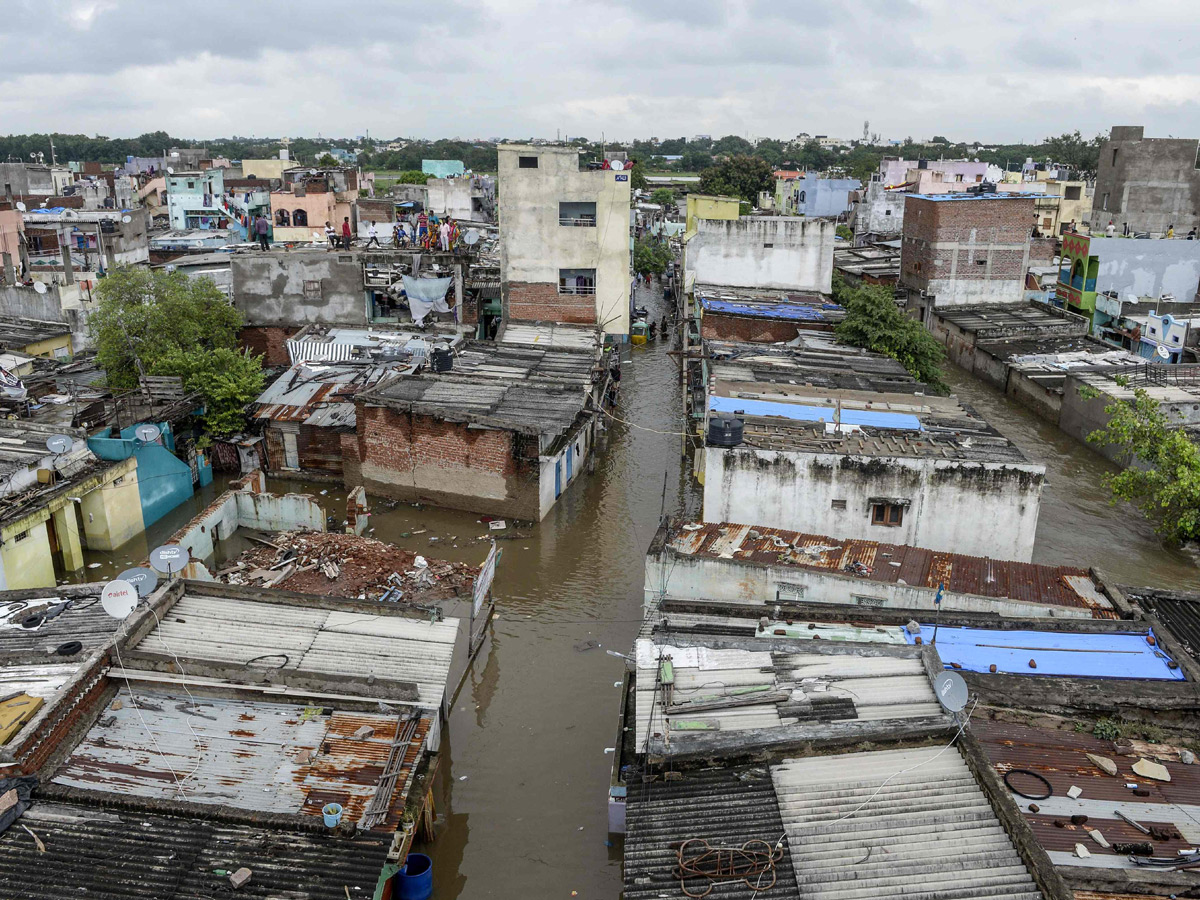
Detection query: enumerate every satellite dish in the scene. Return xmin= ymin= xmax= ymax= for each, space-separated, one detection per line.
xmin=46 ymin=434 xmax=73 ymax=454
xmin=33 ymin=281 xmax=47 ymax=294
xmin=149 ymin=544 xmax=187 ymax=575
xmin=117 ymin=567 xmax=159 ymax=599
xmin=166 ymin=166 xmax=175 ymax=175
xmin=134 ymin=423 xmax=161 ymax=443
xmin=610 ymin=159 xmax=625 ymax=171
xmin=15 ymin=201 xmax=25 ymax=212
xmin=101 ymin=580 xmax=139 ymax=620
xmin=308 ymin=168 xmax=317 ymax=176
xmin=122 ymin=215 xmax=132 ymax=224
xmin=933 ymin=671 xmax=969 ymax=712
xmin=462 ymin=229 xmax=480 ymax=246
xmin=1156 ymin=344 xmax=1171 ymax=360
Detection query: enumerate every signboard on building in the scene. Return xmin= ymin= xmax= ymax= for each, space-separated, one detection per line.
xmin=473 ymin=542 xmax=501 ymax=618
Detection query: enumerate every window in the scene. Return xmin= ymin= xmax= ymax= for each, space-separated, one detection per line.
xmin=871 ymin=503 xmax=904 ymax=526
xmin=884 ymin=209 xmax=892 ymax=216
xmin=798 ymin=191 xmax=806 ymax=203
xmin=187 ymin=181 xmax=195 ymax=189
xmin=763 ymin=243 xmax=774 ymax=249
xmin=776 ymin=582 xmax=806 ymax=602
xmin=853 ymin=595 xmax=886 ymax=608
xmin=276 ymin=209 xmax=290 ymax=226
xmin=13 ymin=530 xmax=28 ymax=542
xmin=518 ymin=156 xmax=538 ymax=169
xmin=1149 ymin=326 xmax=1157 ymax=335
xmin=559 ymin=201 xmax=596 ymax=226
xmin=559 ymin=268 xmax=596 ymax=294
xmin=1173 ymin=335 xmax=1181 ymax=343
xmin=1112 ymin=148 xmax=1119 ymax=166
xmin=112 ymin=476 xmax=125 ymax=486
xmin=1102 ymin=192 xmax=1110 ymax=210
xmin=1065 ymin=185 xmax=1082 ymax=200
xmin=831 ymin=499 xmax=847 ymax=510
xmin=293 ymin=209 xmax=308 ymax=226
xmin=304 ymin=279 xmax=321 ymax=298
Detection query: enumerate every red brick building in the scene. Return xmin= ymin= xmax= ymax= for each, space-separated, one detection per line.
xmin=350 ymin=336 xmax=607 ymax=519
xmin=899 ymin=193 xmax=1036 ymax=322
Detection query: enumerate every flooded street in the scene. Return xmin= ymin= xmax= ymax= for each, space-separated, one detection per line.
xmin=60 ymin=285 xmax=1200 ymax=900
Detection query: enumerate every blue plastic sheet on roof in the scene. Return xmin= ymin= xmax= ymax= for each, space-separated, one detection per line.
xmin=700 ymin=296 xmax=842 ymax=321
xmin=28 ymin=207 xmax=67 ymax=214
xmin=904 ymin=625 xmax=1185 ymax=680
xmin=709 ymin=395 xmax=922 ymax=431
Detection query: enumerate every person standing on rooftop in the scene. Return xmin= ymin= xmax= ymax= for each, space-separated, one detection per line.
xmin=341 ymin=216 xmax=352 ymax=249
xmin=255 ymin=215 xmax=270 ymax=250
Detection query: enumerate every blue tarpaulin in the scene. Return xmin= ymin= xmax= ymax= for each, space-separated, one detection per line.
xmin=709 ymin=395 xmax=923 ymax=431
xmin=700 ymin=296 xmax=843 ymax=321
xmin=904 ymin=625 xmax=1185 ymax=680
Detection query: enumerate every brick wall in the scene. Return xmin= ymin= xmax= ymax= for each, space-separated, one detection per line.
xmin=901 ymin=195 xmax=1035 ymax=295
xmin=240 ymin=325 xmax=300 ymax=366
xmin=701 ymin=313 xmax=826 ymax=343
xmin=508 ymin=281 xmax=596 ymax=324
xmin=354 ymin=402 xmax=541 ymax=517
xmin=341 ymin=432 xmax=362 ymax=488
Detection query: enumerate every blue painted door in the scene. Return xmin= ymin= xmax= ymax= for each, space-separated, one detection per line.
xmin=555 ymin=460 xmax=562 ymax=498
xmin=566 ymin=445 xmax=573 ymax=481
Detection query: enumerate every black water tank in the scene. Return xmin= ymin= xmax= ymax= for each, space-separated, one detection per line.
xmin=430 ymin=347 xmax=454 ymax=373
xmin=707 ymin=415 xmax=744 ymax=447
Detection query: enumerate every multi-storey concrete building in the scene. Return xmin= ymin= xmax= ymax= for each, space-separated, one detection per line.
xmin=1091 ymin=125 xmax=1200 ymax=236
xmin=497 ymin=144 xmax=631 ymax=338
xmin=900 ymin=192 xmax=1042 ymax=321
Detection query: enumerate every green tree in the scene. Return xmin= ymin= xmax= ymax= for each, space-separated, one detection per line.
xmin=697 ymin=155 xmax=774 ymax=203
xmin=89 ymin=266 xmax=264 ymax=437
xmin=1042 ymin=130 xmax=1108 ymax=179
xmin=833 ymin=273 xmax=947 ymax=393
xmin=1082 ymin=378 xmax=1200 ymax=543
xmin=395 ymin=170 xmax=430 ymax=184
xmin=795 ymin=139 xmax=834 ymax=172
xmin=315 ymin=153 xmax=339 ymax=167
xmin=650 ymin=187 xmax=675 ymax=208
xmin=630 ymin=160 xmax=648 ymax=191
xmin=680 ymin=150 xmax=714 ymax=172
xmin=633 ymin=238 xmax=672 ymax=277
xmin=836 ymin=224 xmax=853 ymax=240
xmin=712 ymin=135 xmax=755 ymax=156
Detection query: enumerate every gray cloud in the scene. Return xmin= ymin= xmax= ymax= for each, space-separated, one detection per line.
xmin=2 ymin=0 xmax=1200 ymax=142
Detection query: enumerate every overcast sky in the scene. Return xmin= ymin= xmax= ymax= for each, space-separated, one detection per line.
xmin=2 ymin=0 xmax=1196 ymax=144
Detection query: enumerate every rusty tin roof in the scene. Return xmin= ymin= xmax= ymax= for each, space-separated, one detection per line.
xmin=667 ymin=522 xmax=1112 ymax=616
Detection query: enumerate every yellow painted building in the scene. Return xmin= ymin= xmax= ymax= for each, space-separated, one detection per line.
xmin=239 ymin=159 xmax=293 ymax=181
xmin=0 ymin=457 xmax=141 ymax=590
xmin=685 ymin=194 xmax=741 ymax=235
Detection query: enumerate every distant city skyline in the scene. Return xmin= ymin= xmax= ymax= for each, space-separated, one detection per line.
xmin=2 ymin=0 xmax=1195 ymax=145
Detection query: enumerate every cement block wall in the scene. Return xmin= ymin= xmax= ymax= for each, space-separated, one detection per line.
xmin=1091 ymin=128 xmax=1200 ymax=235
xmin=1060 ymin=372 xmax=1200 ymax=464
xmin=232 ymin=252 xmax=367 ymax=327
xmin=701 ymin=447 xmax=1045 ymax=562
xmin=686 ymin=217 xmax=834 ymax=292
xmin=1088 ymin=236 xmax=1200 ymax=301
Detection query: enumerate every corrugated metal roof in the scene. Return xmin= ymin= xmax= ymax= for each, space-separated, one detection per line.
xmin=0 ymin=800 xmax=390 ymax=899
xmin=666 ymin=522 xmax=1113 ymax=616
xmin=624 ymin=766 xmax=800 ymax=900
xmin=771 ymin=747 xmax=1045 ymax=899
xmin=52 ymin=687 xmax=429 ymax=831
xmin=0 ymin=661 xmax=80 ymax=701
xmin=255 ymin=363 xmax=397 ymax=425
xmin=975 ymin=719 xmax=1200 ymax=870
xmin=0 ymin=591 xmax=116 ymax=656
xmin=131 ymin=594 xmax=459 ymax=708
xmin=498 ymin=323 xmax=601 ymax=350
xmin=633 ymin=638 xmax=942 ymax=751
xmin=1121 ymin=585 xmax=1200 ymax=664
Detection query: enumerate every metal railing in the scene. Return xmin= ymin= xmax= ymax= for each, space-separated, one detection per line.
xmin=559 ymin=217 xmax=597 ymax=227
xmin=559 ymin=285 xmax=596 ymax=295
xmin=1124 ymin=363 xmax=1200 ymax=386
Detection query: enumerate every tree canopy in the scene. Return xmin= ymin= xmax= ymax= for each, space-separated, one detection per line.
xmin=1083 ymin=378 xmax=1200 ymax=544
xmin=697 ymin=155 xmax=774 ymax=203
xmin=633 ymin=238 xmax=672 ymax=277
xmin=832 ymin=273 xmax=948 ymax=393
xmin=89 ymin=267 xmax=264 ymax=437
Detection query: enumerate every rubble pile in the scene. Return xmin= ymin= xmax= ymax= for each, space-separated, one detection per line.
xmin=218 ymin=531 xmax=476 ymax=601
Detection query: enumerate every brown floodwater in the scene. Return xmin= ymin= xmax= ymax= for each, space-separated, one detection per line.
xmin=66 ymin=282 xmax=1198 ymax=899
